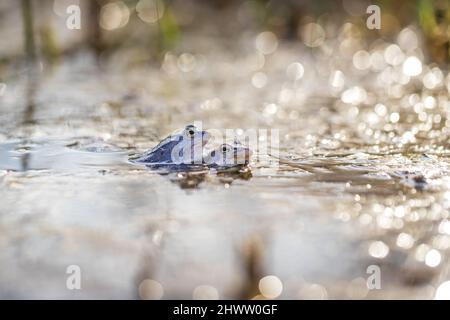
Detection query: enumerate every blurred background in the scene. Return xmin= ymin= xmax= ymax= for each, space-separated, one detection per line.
xmin=1 ymin=0 xmax=450 ymax=64
xmin=1 ymin=0 xmax=450 ymax=300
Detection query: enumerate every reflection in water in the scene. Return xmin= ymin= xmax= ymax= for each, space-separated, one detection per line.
xmin=22 ymin=69 xmax=38 ymax=125
xmin=168 ymin=171 xmax=208 ymax=189
xmin=20 ymin=152 xmax=30 ymax=171
xmin=0 ymin=140 xmax=130 ymax=171
xmin=167 ymin=167 xmax=253 ymax=189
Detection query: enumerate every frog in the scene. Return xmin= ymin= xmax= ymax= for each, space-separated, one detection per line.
xmin=204 ymin=140 xmax=252 ymax=172
xmin=130 ymin=124 xmax=210 ymax=171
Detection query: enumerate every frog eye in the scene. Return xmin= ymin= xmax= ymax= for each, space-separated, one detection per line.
xmin=221 ymin=144 xmax=231 ymax=153
xmin=185 ymin=127 xmax=196 ymax=138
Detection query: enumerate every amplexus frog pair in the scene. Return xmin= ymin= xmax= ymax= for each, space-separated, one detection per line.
xmin=130 ymin=125 xmax=252 ymax=172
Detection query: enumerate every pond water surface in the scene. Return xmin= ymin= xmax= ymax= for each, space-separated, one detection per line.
xmin=1 ymin=28 xmax=450 ymax=299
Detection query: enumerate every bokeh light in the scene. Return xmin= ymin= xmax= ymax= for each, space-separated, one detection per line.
xmin=255 ymin=31 xmax=278 ymax=55
xmin=368 ymin=241 xmax=389 ymax=259
xmin=258 ymin=275 xmax=283 ymax=299
xmin=192 ymin=285 xmax=219 ymax=300
xmin=99 ymin=1 xmax=130 ymax=31
xmin=136 ymin=0 xmax=164 ymax=24
xmin=435 ymin=281 xmax=450 ymax=300
xmin=138 ymin=279 xmax=164 ymax=300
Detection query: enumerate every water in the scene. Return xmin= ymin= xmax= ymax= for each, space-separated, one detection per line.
xmin=1 ymin=26 xmax=450 ymax=299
